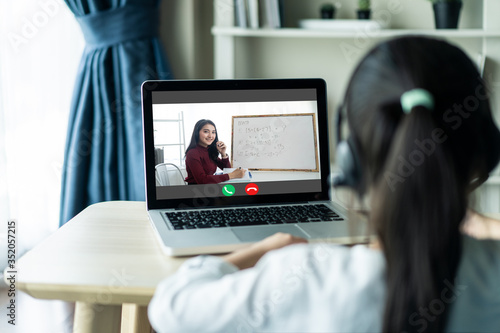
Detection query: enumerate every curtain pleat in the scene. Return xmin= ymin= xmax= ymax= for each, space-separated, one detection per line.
xmin=60 ymin=0 xmax=171 ymax=225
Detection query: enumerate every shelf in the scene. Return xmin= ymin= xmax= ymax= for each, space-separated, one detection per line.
xmin=212 ymin=27 xmax=500 ymax=39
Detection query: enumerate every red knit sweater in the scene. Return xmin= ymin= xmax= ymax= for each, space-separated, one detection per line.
xmin=185 ymin=145 xmax=231 ymax=184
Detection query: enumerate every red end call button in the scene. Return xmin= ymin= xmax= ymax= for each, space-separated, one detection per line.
xmin=245 ymin=183 xmax=259 ymax=195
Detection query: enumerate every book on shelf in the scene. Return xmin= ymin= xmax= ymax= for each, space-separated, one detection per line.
xmin=154 ymin=147 xmax=164 ymax=165
xmin=233 ymin=0 xmax=283 ymax=29
xmin=235 ymin=0 xmax=248 ymax=28
xmin=247 ymin=0 xmax=259 ymax=29
xmin=263 ymin=0 xmax=283 ymax=29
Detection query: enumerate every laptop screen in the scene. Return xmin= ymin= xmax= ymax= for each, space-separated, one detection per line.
xmin=142 ymin=79 xmax=330 ymax=209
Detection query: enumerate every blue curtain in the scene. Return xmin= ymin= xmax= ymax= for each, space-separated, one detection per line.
xmin=60 ymin=0 xmax=172 ymax=226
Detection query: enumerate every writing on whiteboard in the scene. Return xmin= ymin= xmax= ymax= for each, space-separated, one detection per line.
xmin=231 ymin=114 xmax=318 ymax=171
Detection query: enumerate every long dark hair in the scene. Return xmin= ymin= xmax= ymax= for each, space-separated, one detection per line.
xmin=185 ymin=119 xmax=220 ymax=162
xmin=343 ymin=36 xmax=500 ymax=332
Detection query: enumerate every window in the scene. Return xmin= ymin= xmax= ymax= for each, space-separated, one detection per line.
xmin=0 ymin=0 xmax=84 ymax=259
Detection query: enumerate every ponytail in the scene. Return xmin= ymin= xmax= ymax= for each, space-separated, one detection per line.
xmin=372 ymin=106 xmax=464 ymax=332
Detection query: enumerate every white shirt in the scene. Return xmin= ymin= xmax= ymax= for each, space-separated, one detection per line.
xmin=148 ymin=236 xmax=500 ymax=333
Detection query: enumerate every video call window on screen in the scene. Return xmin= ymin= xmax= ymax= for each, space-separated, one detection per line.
xmin=153 ymin=101 xmax=320 ymax=180
xmin=150 ymin=88 xmax=324 ymax=200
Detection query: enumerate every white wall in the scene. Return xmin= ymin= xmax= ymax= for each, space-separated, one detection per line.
xmin=159 ymin=0 xmax=214 ymax=79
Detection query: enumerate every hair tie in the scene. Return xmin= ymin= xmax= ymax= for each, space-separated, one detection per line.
xmin=400 ymin=88 xmax=434 ymax=114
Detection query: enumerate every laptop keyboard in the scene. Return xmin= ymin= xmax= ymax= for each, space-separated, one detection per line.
xmin=165 ymin=204 xmax=344 ymax=230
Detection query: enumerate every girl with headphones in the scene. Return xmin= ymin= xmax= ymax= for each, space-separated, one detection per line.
xmin=149 ymin=37 xmax=500 ymax=332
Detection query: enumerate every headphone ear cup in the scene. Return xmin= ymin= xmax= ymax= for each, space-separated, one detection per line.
xmin=332 ymin=138 xmax=362 ymax=188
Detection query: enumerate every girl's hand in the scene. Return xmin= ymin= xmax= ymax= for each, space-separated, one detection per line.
xmin=462 ymin=209 xmax=500 ymax=240
xmin=217 ymin=141 xmax=227 ymax=157
xmin=223 ymin=232 xmax=308 ymax=270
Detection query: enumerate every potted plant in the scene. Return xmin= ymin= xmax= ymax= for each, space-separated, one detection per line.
xmin=320 ymin=3 xmax=336 ymax=19
xmin=357 ymin=0 xmax=371 ymax=20
xmin=429 ymin=0 xmax=463 ymax=29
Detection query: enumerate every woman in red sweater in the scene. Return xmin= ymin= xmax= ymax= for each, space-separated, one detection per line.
xmin=184 ymin=119 xmax=245 ymax=184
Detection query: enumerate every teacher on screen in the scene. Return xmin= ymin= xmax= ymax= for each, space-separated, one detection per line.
xmin=184 ymin=119 xmax=246 ymax=184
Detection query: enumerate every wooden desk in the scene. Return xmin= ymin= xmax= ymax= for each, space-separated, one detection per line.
xmin=11 ymin=201 xmax=186 ymax=333
xmin=7 ymin=201 xmax=500 ymax=333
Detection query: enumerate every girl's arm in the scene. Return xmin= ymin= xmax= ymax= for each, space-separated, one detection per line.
xmin=223 ymin=232 xmax=307 ymax=269
xmin=462 ymin=209 xmax=500 ymax=240
xmin=217 ymin=156 xmax=232 ymax=170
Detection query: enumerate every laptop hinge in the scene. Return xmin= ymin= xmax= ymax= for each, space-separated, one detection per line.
xmin=171 ymin=202 xmax=311 ymax=211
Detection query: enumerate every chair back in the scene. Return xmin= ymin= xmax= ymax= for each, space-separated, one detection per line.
xmin=155 ymin=163 xmax=186 ymax=186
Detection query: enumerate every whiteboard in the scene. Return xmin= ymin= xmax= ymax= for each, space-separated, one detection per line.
xmin=231 ymin=114 xmax=319 ymax=171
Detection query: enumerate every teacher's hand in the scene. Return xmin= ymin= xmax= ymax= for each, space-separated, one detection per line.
xmin=216 ymin=141 xmax=227 ymax=157
xmin=228 ymin=168 xmax=245 ymax=179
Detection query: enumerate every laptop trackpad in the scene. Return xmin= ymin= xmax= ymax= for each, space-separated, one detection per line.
xmin=232 ymin=225 xmax=309 ymax=243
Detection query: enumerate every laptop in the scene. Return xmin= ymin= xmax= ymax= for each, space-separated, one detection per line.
xmin=141 ymin=78 xmax=369 ymax=256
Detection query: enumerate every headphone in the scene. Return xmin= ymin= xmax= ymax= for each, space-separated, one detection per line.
xmin=331 ymin=104 xmax=363 ymax=189
xmin=331 ymin=98 xmax=500 ymax=192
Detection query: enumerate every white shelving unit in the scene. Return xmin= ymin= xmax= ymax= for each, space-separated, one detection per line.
xmin=212 ymin=0 xmax=500 ymax=212
xmin=213 ymin=0 xmax=500 ymax=77
xmin=153 ymin=111 xmax=186 ymax=167
xmin=213 ymin=27 xmax=500 ymax=38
